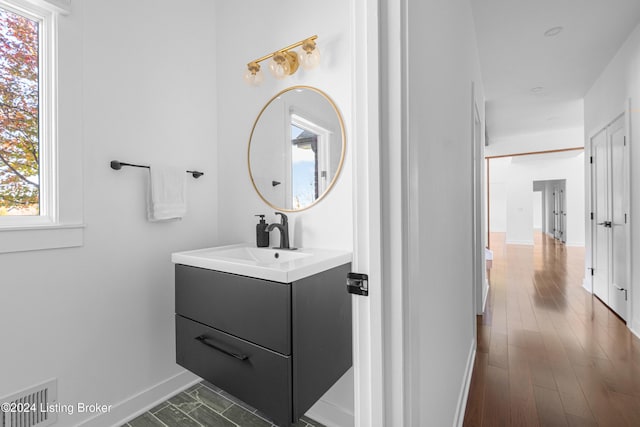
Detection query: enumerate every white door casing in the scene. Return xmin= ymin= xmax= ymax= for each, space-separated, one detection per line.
xmin=351 ymin=0 xmax=386 ymax=426
xmin=471 ymin=92 xmax=486 ymax=315
xmin=609 ymin=115 xmax=628 ymax=319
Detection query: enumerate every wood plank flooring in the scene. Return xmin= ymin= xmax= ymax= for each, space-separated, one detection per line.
xmin=464 ymin=232 xmax=640 ymax=427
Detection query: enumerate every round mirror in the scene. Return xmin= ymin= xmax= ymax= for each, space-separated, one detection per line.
xmin=248 ymin=86 xmax=346 ymax=212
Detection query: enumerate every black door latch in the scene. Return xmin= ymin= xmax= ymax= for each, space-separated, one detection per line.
xmin=347 ymin=272 xmax=368 ymax=296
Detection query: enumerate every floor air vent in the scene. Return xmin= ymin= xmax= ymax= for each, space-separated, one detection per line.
xmin=0 ymin=380 xmax=57 ymax=427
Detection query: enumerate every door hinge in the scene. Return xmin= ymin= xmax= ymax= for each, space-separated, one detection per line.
xmin=624 ymin=136 xmax=627 ymax=146
xmin=590 ymin=156 xmax=593 ymax=164
xmin=347 ymin=272 xmax=368 ymax=296
xmin=590 ymin=268 xmax=594 ymax=276
xmin=625 ymin=213 xmax=628 ymax=224
xmin=590 ymin=212 xmax=594 ymax=220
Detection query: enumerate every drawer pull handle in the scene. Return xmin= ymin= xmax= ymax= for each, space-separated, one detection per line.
xmin=195 ymin=335 xmax=249 ymax=361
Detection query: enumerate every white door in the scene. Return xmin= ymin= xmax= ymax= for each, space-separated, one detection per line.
xmin=591 ymin=129 xmax=610 ymax=304
xmin=608 ymin=116 xmax=628 ymax=319
xmin=590 ymin=114 xmax=628 ymax=320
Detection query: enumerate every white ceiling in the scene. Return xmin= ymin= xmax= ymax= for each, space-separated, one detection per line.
xmin=472 ymin=0 xmax=640 ymax=140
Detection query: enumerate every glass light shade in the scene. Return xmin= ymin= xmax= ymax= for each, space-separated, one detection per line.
xmin=298 ymin=47 xmax=320 ymax=71
xmin=269 ymin=56 xmax=291 ymax=79
xmin=243 ymin=68 xmax=264 ymax=86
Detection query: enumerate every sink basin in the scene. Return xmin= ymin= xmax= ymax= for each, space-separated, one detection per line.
xmin=204 ymin=246 xmax=312 ymax=264
xmin=172 ymin=243 xmax=352 ymax=283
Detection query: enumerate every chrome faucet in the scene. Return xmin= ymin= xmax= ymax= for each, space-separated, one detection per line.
xmin=266 ymin=212 xmax=296 ymax=250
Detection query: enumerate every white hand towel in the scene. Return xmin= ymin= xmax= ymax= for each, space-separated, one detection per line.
xmin=147 ymin=165 xmax=187 ymax=221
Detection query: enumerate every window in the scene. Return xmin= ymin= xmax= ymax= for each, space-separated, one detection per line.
xmin=290 ymin=113 xmax=331 ymax=210
xmin=0 ymin=0 xmax=82 ymax=253
xmin=0 ymin=0 xmax=53 ymax=227
xmin=0 ymin=5 xmax=41 ymax=218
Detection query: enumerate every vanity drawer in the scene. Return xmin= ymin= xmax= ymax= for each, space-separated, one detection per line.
xmin=176 ymin=315 xmax=292 ymax=426
xmin=175 ymin=264 xmax=291 ymax=354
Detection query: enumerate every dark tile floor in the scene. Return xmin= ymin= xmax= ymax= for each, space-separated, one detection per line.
xmin=123 ymin=381 xmax=325 ymax=427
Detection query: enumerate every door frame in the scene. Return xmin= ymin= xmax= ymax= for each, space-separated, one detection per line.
xmin=351 ymin=0 xmax=410 ymax=425
xmin=586 ymin=103 xmax=632 ymax=323
xmin=351 ymin=0 xmax=386 ymax=426
xmin=625 ymin=99 xmax=633 ymax=326
xmin=471 ymin=86 xmax=486 ymax=315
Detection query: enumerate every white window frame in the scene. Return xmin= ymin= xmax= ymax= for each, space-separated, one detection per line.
xmin=0 ymin=0 xmax=82 ymax=253
xmin=290 ymin=112 xmax=332 ymax=194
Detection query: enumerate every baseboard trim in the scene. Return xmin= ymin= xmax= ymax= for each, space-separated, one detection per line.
xmin=631 ymin=321 xmax=640 ymax=341
xmin=482 ymin=280 xmax=489 ymax=314
xmin=78 ymin=370 xmax=200 ymax=427
xmin=505 ymin=239 xmax=534 ymax=246
xmin=565 ymin=242 xmax=585 ymax=248
xmin=305 ymin=397 xmax=355 ymax=427
xmin=454 ymin=339 xmax=476 ymax=427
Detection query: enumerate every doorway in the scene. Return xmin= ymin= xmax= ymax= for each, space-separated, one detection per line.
xmin=487 ymin=149 xmax=584 ymax=249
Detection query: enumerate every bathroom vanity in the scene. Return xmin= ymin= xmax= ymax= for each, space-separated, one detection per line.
xmin=172 ymin=244 xmax=352 ymax=427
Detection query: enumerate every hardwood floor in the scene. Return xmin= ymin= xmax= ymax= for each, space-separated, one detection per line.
xmin=464 ymin=232 xmax=640 ymax=427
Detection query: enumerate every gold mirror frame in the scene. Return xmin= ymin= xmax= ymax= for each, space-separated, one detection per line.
xmin=247 ymin=86 xmax=346 ymax=212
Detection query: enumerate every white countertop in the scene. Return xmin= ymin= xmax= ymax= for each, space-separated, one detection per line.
xmin=171 ymin=243 xmax=352 ymax=283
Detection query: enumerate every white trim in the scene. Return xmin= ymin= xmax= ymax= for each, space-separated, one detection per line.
xmin=0 ymin=0 xmax=56 ymax=226
xmin=306 ymin=399 xmax=355 ymax=427
xmin=471 ymin=84 xmax=485 ymax=316
xmin=351 ymin=0 xmax=385 ymax=425
xmin=0 ymin=0 xmax=69 ymax=14
xmin=0 ymin=0 xmax=83 ymax=253
xmin=77 ymin=371 xmax=200 ymax=427
xmin=630 ymin=321 xmax=640 ymax=341
xmin=582 ymin=280 xmax=592 ymax=294
xmin=624 ymin=98 xmax=633 ymax=332
xmin=454 ymin=339 xmax=477 ymax=427
xmin=505 ymin=239 xmax=534 ymax=245
xmin=0 ymin=223 xmax=83 ymax=253
xmin=378 ymin=0 xmax=407 ymax=425
xmin=482 ymin=280 xmax=490 ymax=313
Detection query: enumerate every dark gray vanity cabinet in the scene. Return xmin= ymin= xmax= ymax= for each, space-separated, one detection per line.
xmin=175 ymin=263 xmax=352 ymax=427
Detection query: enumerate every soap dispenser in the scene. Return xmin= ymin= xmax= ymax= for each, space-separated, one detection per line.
xmin=255 ymin=215 xmax=269 ymax=247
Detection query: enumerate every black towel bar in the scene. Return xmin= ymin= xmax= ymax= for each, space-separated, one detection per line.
xmin=110 ymin=160 xmax=203 ymax=178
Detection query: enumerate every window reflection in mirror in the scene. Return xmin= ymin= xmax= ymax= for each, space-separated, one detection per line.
xmin=248 ymin=86 xmax=345 ymax=212
xmin=290 ymin=114 xmax=331 ymax=209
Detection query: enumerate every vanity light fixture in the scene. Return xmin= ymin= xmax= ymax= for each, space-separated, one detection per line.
xmin=243 ymin=35 xmax=320 ymax=86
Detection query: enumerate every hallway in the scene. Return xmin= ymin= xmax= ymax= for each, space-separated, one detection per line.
xmin=464 ymin=233 xmax=640 ymax=426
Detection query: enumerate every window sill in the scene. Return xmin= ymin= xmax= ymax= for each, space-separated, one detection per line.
xmin=0 ymin=223 xmax=84 ymax=254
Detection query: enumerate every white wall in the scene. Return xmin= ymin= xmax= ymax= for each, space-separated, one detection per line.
xmin=584 ymin=21 xmax=640 ymax=334
xmin=533 ymin=191 xmax=542 ymax=230
xmin=214 ymin=0 xmax=355 ymax=424
xmin=0 ymin=1 xmax=218 ymax=425
xmin=489 ymin=152 xmax=585 ymax=246
xmin=215 ymin=0 xmax=353 ymax=252
xmin=489 ymin=158 xmax=509 ymax=232
xmin=486 ymin=126 xmax=584 ymax=157
xmin=404 ymin=0 xmax=486 ymax=425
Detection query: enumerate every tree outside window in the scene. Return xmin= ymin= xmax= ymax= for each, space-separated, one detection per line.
xmin=0 ymin=6 xmax=39 ymax=216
